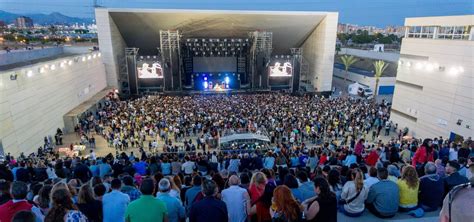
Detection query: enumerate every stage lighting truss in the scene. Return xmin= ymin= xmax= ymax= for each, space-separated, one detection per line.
xmin=184 ymin=38 xmax=250 ymax=57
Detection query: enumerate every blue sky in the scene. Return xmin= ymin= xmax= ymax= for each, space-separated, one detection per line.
xmin=1 ymin=0 xmax=473 ymax=27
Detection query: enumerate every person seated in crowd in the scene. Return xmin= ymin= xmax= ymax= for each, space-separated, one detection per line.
xmin=189 ymin=179 xmax=228 ymax=222
xmin=102 ymin=178 xmax=130 ymax=222
xmin=366 ymin=167 xmax=399 ymax=218
xmin=303 ymin=177 xmax=337 ymax=222
xmin=397 ymin=166 xmax=419 ymax=212
xmin=125 ymin=178 xmax=168 ymax=222
xmin=296 ymin=171 xmax=316 ymax=202
xmin=364 ymin=167 xmax=379 ymax=189
xmin=284 ymin=174 xmax=304 ymax=203
xmin=12 ymin=211 xmax=36 ymax=222
xmin=0 ymin=181 xmax=37 ymax=222
xmin=157 ymin=178 xmax=185 ymax=222
xmin=270 ymin=185 xmax=303 ymax=222
xmin=439 ymin=177 xmax=474 ymax=222
xmin=418 ymin=162 xmax=444 ymax=212
xmin=221 ymin=175 xmax=250 ymax=222
xmin=340 ymin=169 xmax=368 ymax=217
xmin=444 ymin=161 xmax=469 ymax=196
xmin=76 ymin=184 xmax=103 ymax=222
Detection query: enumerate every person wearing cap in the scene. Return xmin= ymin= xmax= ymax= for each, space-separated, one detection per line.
xmin=157 ymin=178 xmax=185 ymax=222
xmin=444 ymin=161 xmax=469 ymax=196
xmin=418 ymin=162 xmax=444 ymax=211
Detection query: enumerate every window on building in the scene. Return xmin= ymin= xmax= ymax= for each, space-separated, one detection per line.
xmin=407 ymin=26 xmax=435 ymax=38
xmin=437 ymin=26 xmax=471 ymax=40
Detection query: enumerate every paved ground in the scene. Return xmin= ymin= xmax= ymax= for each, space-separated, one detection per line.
xmin=338 ymin=210 xmax=439 ymax=222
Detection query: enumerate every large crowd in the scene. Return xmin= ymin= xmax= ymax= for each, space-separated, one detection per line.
xmin=0 ymin=93 xmax=473 ymax=222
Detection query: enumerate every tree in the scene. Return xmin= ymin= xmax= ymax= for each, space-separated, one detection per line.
xmin=373 ymin=60 xmax=389 ymax=96
xmin=340 ymin=55 xmax=358 ymax=84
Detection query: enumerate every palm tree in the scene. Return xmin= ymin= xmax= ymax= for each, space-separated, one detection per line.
xmin=372 ymin=60 xmax=389 ymax=96
xmin=340 ymin=55 xmax=358 ymax=84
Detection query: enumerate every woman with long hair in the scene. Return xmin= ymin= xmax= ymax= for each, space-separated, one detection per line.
xmin=340 ymin=168 xmax=368 ymax=217
xmin=249 ymin=172 xmax=268 ymax=221
xmin=76 ymin=184 xmax=102 ymax=222
xmin=270 ymin=185 xmax=303 ymax=222
xmin=327 ymin=169 xmax=343 ymax=201
xmin=45 ymin=188 xmax=88 ymax=222
xmin=397 ymin=165 xmax=419 ymax=211
xmin=412 ymin=139 xmax=434 ymax=176
xmin=303 ymin=177 xmax=337 ymax=222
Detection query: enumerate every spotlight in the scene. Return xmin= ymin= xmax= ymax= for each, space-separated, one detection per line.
xmin=415 ymin=62 xmax=423 ymax=70
xmin=98 ymin=53 xmax=101 ymax=57
xmin=39 ymin=67 xmax=46 ymax=73
xmin=204 ymin=77 xmax=208 ymax=81
xmin=50 ymin=64 xmax=56 ymax=70
xmin=27 ymin=70 xmax=33 ymax=77
xmin=82 ymin=56 xmax=86 ymax=62
xmin=93 ymin=54 xmax=96 ymax=59
xmin=425 ymin=63 xmax=433 ymax=71
xmin=449 ymin=67 xmax=459 ymax=76
xmin=203 ymin=81 xmax=208 ymax=89
xmin=68 ymin=60 xmax=73 ymax=66
xmin=87 ymin=55 xmax=92 ymax=60
xmin=225 ymin=76 xmax=230 ymax=84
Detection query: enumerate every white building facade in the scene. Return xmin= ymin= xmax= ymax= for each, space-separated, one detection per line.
xmin=391 ymin=15 xmax=474 ymax=139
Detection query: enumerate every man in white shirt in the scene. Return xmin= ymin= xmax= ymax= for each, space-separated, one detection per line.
xmin=364 ymin=167 xmax=380 ymax=189
xmin=181 ymin=156 xmax=195 ymax=175
xmin=221 ymin=175 xmax=250 ymax=222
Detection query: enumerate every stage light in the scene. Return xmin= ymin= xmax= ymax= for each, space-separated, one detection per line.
xmin=87 ymin=55 xmax=92 ymax=60
xmin=204 ymin=77 xmax=207 ymax=81
xmin=203 ymin=81 xmax=208 ymax=89
xmin=415 ymin=62 xmax=423 ymax=70
xmin=425 ymin=63 xmax=434 ymax=71
xmin=448 ymin=67 xmax=459 ymax=76
xmin=225 ymin=77 xmax=230 ymax=84
xmin=27 ymin=70 xmax=33 ymax=77
xmin=39 ymin=67 xmax=46 ymax=73
xmin=68 ymin=60 xmax=73 ymax=66
xmin=50 ymin=64 xmax=56 ymax=70
xmin=98 ymin=53 xmax=101 ymax=57
xmin=82 ymin=56 xmax=86 ymax=62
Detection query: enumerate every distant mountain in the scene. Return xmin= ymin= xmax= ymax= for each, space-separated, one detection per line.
xmin=0 ymin=10 xmax=93 ymax=25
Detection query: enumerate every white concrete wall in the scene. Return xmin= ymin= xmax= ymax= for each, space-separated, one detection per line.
xmin=96 ymin=8 xmax=127 ymax=88
xmin=339 ymin=48 xmax=400 ymax=63
xmin=0 ymin=47 xmax=63 ymax=66
xmin=333 ymin=68 xmax=396 ymax=92
xmin=0 ymin=53 xmax=107 ymax=156
xmin=391 ymin=36 xmax=474 ymax=139
xmin=302 ymin=12 xmax=338 ymax=92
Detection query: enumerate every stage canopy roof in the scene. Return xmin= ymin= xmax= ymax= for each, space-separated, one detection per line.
xmin=107 ymin=9 xmax=331 ymax=54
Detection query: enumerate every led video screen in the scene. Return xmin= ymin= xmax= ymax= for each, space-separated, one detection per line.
xmin=137 ymin=61 xmax=163 ymax=79
xmin=193 ymin=57 xmax=237 ymax=73
xmin=269 ymin=62 xmax=293 ymax=77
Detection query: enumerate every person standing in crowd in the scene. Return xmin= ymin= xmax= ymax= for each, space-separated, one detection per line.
xmin=121 ymin=175 xmax=141 ymax=201
xmin=76 ymin=184 xmax=103 ymax=222
xmin=0 ymin=181 xmax=35 ymax=222
xmin=221 ymin=175 xmax=250 ymax=222
xmin=412 ymin=139 xmax=434 ymax=176
xmin=103 ymin=178 xmax=130 ymax=222
xmin=340 ymin=169 xmax=368 ymax=217
xmin=365 ymin=167 xmax=399 ymax=218
xmin=189 ymin=179 xmax=228 ymax=222
xmin=270 ymin=185 xmax=303 ymax=222
xmin=418 ymin=162 xmax=444 ymax=212
xmin=45 ymin=188 xmax=88 ymax=222
xmin=185 ymin=175 xmax=202 ymax=213
xmin=125 ymin=178 xmax=168 ymax=222
xmin=157 ymin=178 xmax=185 ymax=222
xmin=303 ymin=177 xmax=337 ymax=222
